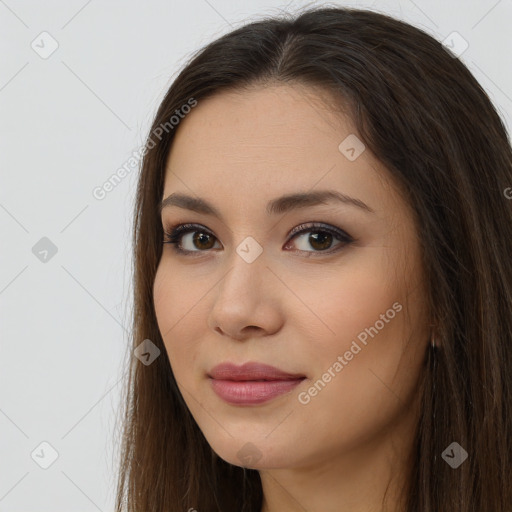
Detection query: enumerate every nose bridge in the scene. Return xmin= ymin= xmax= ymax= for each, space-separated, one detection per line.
xmin=217 ymin=242 xmax=267 ymax=303
xmin=207 ymin=240 xmax=277 ymax=335
xmin=206 ymin=226 xmax=289 ymax=339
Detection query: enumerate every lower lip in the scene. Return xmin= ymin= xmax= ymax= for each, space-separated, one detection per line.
xmin=209 ymin=378 xmax=305 ymax=405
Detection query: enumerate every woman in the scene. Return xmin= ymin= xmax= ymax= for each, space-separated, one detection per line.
xmin=114 ymin=6 xmax=512 ymax=511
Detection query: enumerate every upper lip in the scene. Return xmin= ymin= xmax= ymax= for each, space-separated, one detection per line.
xmin=208 ymin=362 xmax=306 ymax=381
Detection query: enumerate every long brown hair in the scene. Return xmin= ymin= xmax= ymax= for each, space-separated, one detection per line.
xmin=114 ymin=6 xmax=512 ymax=511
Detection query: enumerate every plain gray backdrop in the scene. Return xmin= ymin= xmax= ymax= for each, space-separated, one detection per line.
xmin=1 ymin=0 xmax=511 ymax=510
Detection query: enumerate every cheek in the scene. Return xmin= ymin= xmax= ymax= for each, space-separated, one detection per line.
xmin=153 ymin=263 xmax=203 ymax=377
xmin=295 ymin=262 xmax=426 ymax=436
xmin=296 ymin=261 xmax=420 ymax=398
xmin=295 ymin=261 xmax=405 ymax=359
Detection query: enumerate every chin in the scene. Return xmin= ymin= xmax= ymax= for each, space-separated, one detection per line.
xmin=205 ymin=433 xmax=303 ymax=470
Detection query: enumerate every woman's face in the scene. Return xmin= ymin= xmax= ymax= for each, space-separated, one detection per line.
xmin=153 ymin=84 xmax=430 ymax=470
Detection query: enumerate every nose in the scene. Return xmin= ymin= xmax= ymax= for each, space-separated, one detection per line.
xmin=207 ymin=250 xmax=283 ymax=341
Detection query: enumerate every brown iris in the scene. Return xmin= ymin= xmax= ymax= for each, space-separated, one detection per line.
xmin=193 ymin=232 xmax=216 ymax=250
xmin=307 ymin=231 xmax=333 ymax=251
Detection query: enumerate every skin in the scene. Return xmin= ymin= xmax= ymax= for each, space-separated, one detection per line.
xmin=153 ymin=83 xmax=431 ymax=512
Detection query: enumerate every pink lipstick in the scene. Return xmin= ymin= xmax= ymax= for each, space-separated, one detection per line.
xmin=208 ymin=362 xmax=306 ymax=405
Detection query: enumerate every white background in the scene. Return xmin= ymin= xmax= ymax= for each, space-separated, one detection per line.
xmin=1 ymin=0 xmax=511 ymax=510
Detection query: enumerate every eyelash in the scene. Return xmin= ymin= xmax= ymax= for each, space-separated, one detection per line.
xmin=162 ymin=222 xmax=354 ymax=257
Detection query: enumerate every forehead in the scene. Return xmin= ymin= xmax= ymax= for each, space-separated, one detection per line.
xmin=162 ymin=84 xmax=399 ymax=216
xmin=167 ymin=84 xmax=351 ymax=175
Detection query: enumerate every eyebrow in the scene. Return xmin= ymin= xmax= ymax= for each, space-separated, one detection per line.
xmin=159 ymin=190 xmax=375 ymax=218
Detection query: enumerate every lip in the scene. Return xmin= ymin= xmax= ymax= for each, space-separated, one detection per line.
xmin=208 ymin=362 xmax=306 ymax=405
xmin=208 ymin=362 xmax=306 ymax=381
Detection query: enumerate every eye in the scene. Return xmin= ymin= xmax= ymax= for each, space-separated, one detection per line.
xmin=163 ymin=223 xmax=221 ymax=255
xmin=285 ymin=223 xmax=353 ymax=255
xmin=162 ymin=222 xmax=354 ymax=257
